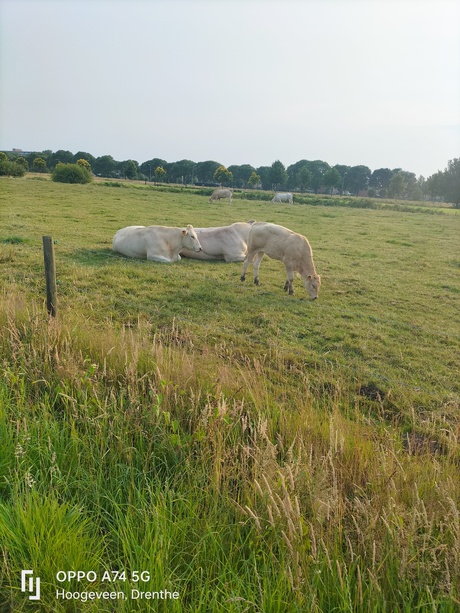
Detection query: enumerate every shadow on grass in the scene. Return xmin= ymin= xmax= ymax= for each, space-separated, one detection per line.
xmin=67 ymin=248 xmax=127 ymax=267
xmin=70 ymin=248 xmax=250 ymax=268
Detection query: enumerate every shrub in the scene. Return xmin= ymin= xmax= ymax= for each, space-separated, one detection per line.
xmin=52 ymin=162 xmax=92 ymax=184
xmin=0 ymin=159 xmax=26 ymax=177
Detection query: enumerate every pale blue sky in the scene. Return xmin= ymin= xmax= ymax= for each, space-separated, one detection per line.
xmin=1 ymin=0 xmax=459 ymax=177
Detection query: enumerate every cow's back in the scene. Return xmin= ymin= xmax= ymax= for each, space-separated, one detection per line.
xmin=112 ymin=226 xmax=148 ymax=258
xmin=248 ymin=222 xmax=293 ymax=252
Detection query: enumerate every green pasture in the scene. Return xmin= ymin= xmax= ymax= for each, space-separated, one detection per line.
xmin=0 ymin=176 xmax=459 ymax=611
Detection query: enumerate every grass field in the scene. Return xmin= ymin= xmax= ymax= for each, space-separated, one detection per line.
xmin=0 ymin=176 xmax=459 ymax=611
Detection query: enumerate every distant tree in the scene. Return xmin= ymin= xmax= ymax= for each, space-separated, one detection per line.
xmin=154 ymin=166 xmax=167 ymax=183
xmin=296 ymin=165 xmax=312 ymax=192
xmin=333 ymin=164 xmax=350 ymax=178
xmin=426 ymin=158 xmax=460 ymax=206
xmin=76 ymin=158 xmax=91 ymax=173
xmin=32 ymin=157 xmax=47 ymax=173
xmin=388 ymin=172 xmax=406 ymax=199
xmin=333 ymin=164 xmax=351 ymax=194
xmin=407 ymin=182 xmax=425 ymax=200
xmin=346 ymin=165 xmax=371 ymax=195
xmin=214 ymin=165 xmax=233 ymax=186
xmin=424 ymin=171 xmax=444 ymax=202
xmin=52 ymin=162 xmax=92 ymax=184
xmin=287 ymin=160 xmax=310 ymax=189
xmin=25 ymin=151 xmax=39 ymax=168
xmin=247 ymin=171 xmax=261 ymax=189
xmin=73 ymin=151 xmax=96 ymax=167
xmin=307 ymin=160 xmax=330 ymax=193
xmin=123 ymin=160 xmax=138 ymax=180
xmin=369 ymin=168 xmax=393 ymax=195
xmin=440 ymin=158 xmax=460 ymax=206
xmin=47 ymin=149 xmax=74 ymax=169
xmin=256 ymin=166 xmax=271 ymax=190
xmin=398 ymin=171 xmax=418 ymax=199
xmin=140 ymin=158 xmax=167 ymax=180
xmin=195 ymin=160 xmax=221 ymax=183
xmin=323 ymin=168 xmax=341 ymax=195
xmin=269 ymin=160 xmax=287 ymax=190
xmin=228 ymin=164 xmax=255 ymax=188
xmin=93 ymin=155 xmax=117 ymax=177
xmin=0 ymin=152 xmax=7 ymax=162
xmin=164 ymin=159 xmax=194 ymax=184
xmin=16 ymin=156 xmax=29 ymax=171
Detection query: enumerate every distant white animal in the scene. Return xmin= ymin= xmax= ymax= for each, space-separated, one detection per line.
xmin=271 ymin=192 xmax=293 ymax=204
xmin=112 ymin=224 xmax=202 ymax=263
xmin=210 ymin=188 xmax=233 ymax=204
xmin=180 ymin=221 xmax=255 ymax=262
xmin=240 ymin=221 xmax=321 ymax=298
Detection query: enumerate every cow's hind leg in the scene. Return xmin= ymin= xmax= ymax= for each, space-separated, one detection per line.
xmin=241 ymin=250 xmax=255 ymax=281
xmin=252 ymin=252 xmax=264 ymax=285
xmin=241 ymin=249 xmax=261 ymax=282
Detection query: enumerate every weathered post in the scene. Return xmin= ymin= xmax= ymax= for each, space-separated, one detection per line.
xmin=42 ymin=236 xmax=57 ymax=317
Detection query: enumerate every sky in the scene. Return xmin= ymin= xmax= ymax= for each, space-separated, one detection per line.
xmin=1 ymin=0 xmax=459 ymax=178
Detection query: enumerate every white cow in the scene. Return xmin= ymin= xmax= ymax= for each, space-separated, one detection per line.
xmin=240 ymin=221 xmax=321 ymax=298
xmin=112 ymin=224 xmax=202 ymax=263
xmin=271 ymin=192 xmax=293 ymax=204
xmin=210 ymin=188 xmax=232 ymax=204
xmin=180 ymin=221 xmax=255 ymax=262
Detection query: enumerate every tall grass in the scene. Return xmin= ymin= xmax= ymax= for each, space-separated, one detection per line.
xmin=0 ymin=293 xmax=459 ymax=611
xmin=0 ymin=177 xmax=459 ymax=610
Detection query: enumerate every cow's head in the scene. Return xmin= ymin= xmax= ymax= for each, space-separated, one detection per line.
xmin=305 ymin=273 xmax=321 ymax=299
xmin=182 ymin=225 xmax=202 ymax=252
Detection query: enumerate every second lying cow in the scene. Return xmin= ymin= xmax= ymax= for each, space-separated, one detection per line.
xmin=180 ymin=221 xmax=255 ymax=263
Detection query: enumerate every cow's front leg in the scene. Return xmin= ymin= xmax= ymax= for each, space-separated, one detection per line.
xmin=147 ymin=253 xmax=174 ymax=263
xmin=284 ymin=270 xmax=294 ymax=294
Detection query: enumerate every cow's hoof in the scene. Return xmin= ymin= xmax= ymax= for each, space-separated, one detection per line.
xmin=254 ymin=278 xmax=260 ymax=286
xmin=240 ymin=275 xmax=245 ymax=282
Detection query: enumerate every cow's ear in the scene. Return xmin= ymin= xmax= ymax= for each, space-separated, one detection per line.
xmin=307 ymin=274 xmax=312 ymax=280
xmin=182 ymin=230 xmax=186 ymax=236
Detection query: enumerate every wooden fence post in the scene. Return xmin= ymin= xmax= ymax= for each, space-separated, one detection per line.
xmin=42 ymin=236 xmax=57 ymax=317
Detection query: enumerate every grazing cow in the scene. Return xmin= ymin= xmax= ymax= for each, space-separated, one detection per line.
xmin=112 ymin=224 xmax=202 ymax=263
xmin=240 ymin=222 xmax=321 ymax=298
xmin=210 ymin=188 xmax=232 ymax=204
xmin=180 ymin=221 xmax=255 ymax=262
xmin=271 ymin=192 xmax=293 ymax=204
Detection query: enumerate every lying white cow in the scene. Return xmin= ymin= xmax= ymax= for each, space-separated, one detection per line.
xmin=180 ymin=221 xmax=255 ymax=262
xmin=240 ymin=221 xmax=321 ymax=298
xmin=271 ymin=192 xmax=293 ymax=204
xmin=210 ymin=188 xmax=232 ymax=204
xmin=112 ymin=224 xmax=202 ymax=263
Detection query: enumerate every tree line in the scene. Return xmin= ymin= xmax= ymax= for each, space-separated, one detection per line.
xmin=1 ymin=149 xmax=458 ymax=205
